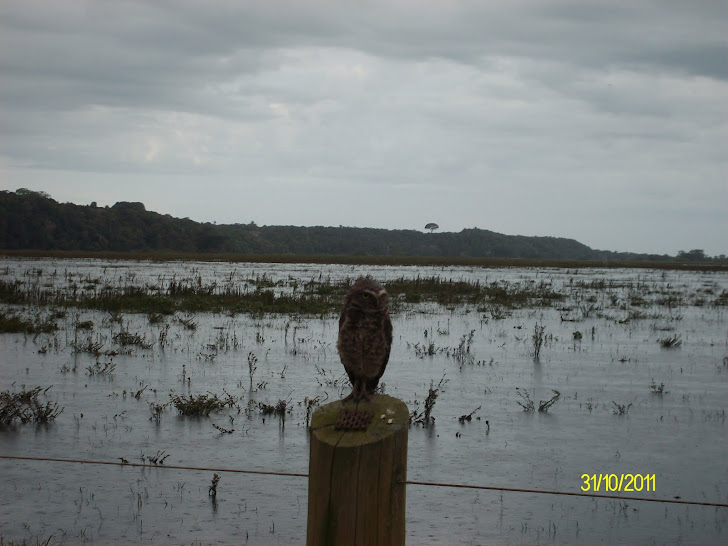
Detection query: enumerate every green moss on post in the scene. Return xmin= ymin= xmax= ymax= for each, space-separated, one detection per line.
xmin=306 ymin=394 xmax=408 ymax=546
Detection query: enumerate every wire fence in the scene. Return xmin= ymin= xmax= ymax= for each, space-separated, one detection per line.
xmin=1 ymin=454 xmax=726 ymax=509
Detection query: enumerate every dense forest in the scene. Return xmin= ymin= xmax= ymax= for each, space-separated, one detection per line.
xmin=0 ymin=189 xmax=721 ymax=263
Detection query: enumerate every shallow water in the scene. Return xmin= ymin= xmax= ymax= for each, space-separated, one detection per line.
xmin=1 ymin=257 xmax=727 ymax=544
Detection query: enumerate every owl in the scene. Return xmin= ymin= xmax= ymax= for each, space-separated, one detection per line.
xmin=337 ymin=278 xmax=393 ymax=403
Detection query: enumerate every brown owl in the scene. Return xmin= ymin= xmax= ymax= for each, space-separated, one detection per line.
xmin=337 ymin=278 xmax=393 ymax=403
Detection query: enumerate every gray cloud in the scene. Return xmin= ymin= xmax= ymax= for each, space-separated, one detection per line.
xmin=0 ymin=0 xmax=726 ymax=255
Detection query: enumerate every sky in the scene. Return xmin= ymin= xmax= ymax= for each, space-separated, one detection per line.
xmin=1 ymin=0 xmax=726 ymax=256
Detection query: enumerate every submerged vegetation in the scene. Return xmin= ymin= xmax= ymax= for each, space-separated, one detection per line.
xmin=0 ymin=310 xmax=57 ymax=335
xmin=170 ymin=391 xmax=238 ymax=417
xmin=0 ymin=257 xmax=726 ymax=544
xmin=531 ymin=323 xmax=546 ymax=361
xmin=0 ymin=273 xmax=570 ymax=316
xmin=410 ymin=374 xmax=448 ymax=427
xmin=0 ymin=386 xmax=63 ymax=426
xmin=515 ymin=388 xmax=562 ymax=412
xmin=658 ymin=334 xmax=683 ymax=348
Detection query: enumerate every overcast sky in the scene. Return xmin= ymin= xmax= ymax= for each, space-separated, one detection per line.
xmin=1 ymin=1 xmax=726 ymax=256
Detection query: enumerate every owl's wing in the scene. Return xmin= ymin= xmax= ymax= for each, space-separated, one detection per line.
xmin=375 ymin=314 xmax=393 ymax=383
xmin=383 ymin=314 xmax=393 ymax=363
xmin=338 ymin=308 xmax=357 ymax=386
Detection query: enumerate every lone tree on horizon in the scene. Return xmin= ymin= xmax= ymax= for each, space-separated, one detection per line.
xmin=425 ymin=222 xmax=439 ymax=234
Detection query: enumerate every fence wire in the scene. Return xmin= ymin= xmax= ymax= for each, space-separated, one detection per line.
xmin=1 ymin=454 xmax=726 ymax=508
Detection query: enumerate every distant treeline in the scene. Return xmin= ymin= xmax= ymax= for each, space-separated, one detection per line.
xmin=1 ymin=189 xmax=724 ymax=264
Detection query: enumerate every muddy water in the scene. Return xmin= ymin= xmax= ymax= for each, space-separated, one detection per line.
xmin=1 ymin=258 xmax=727 ymax=544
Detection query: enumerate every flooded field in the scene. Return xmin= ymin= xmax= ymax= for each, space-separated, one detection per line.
xmin=1 ymin=257 xmax=727 ymax=545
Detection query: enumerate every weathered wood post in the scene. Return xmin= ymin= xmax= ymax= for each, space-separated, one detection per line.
xmin=306 ymin=394 xmax=408 ymax=546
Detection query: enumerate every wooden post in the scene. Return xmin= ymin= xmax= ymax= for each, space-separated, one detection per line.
xmin=306 ymin=394 xmax=408 ymax=546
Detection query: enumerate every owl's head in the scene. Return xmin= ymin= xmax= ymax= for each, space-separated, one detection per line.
xmin=346 ymin=278 xmax=389 ymax=312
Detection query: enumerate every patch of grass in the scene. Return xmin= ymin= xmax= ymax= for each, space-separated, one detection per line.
xmin=515 ymin=388 xmax=535 ymax=412
xmin=302 ymin=395 xmax=325 ymax=428
xmin=0 ymin=537 xmax=55 ymax=546
xmin=107 ymin=310 xmax=124 ymax=324
xmin=0 ymin=311 xmax=30 ymax=333
xmin=71 ymin=338 xmax=105 ymax=356
xmin=171 ymin=390 xmax=237 ymax=416
xmin=0 ymin=386 xmax=64 ymax=426
xmin=86 ymin=359 xmax=116 ymax=377
xmin=208 ymin=473 xmax=221 ymax=500
xmin=4 ymin=249 xmax=728 ymax=271
xmin=650 ymin=379 xmax=668 ymax=395
xmin=177 ymin=315 xmax=197 ymax=330
xmin=385 ymin=276 xmax=564 ymax=309
xmin=458 ymin=405 xmax=481 ymax=423
xmin=212 ymin=422 xmax=234 ymax=434
xmin=142 ymin=450 xmax=170 ymax=465
xmin=313 ymin=364 xmax=347 ymax=388
xmin=658 ymin=334 xmax=682 ymax=348
xmin=75 ymin=320 xmax=94 ymax=331
xmin=147 ymin=312 xmax=165 ymax=324
xmin=410 ymin=374 xmax=447 ymax=427
xmin=0 ymin=311 xmax=57 ymax=335
xmin=410 ymin=341 xmax=439 ymax=358
xmin=452 ymin=330 xmax=476 ymax=367
xmin=532 ymin=323 xmax=546 ymax=361
xmin=714 ymin=290 xmax=728 ymax=306
xmin=259 ymin=399 xmax=291 ymax=426
xmin=113 ymin=330 xmax=153 ymax=349
xmin=538 ymin=390 xmax=561 ymax=412
xmin=0 ymin=272 xmax=567 ymax=318
xmin=247 ymin=351 xmax=259 ymax=388
xmin=516 ymin=388 xmax=561 ymax=413
xmin=149 ymin=401 xmax=168 ymax=423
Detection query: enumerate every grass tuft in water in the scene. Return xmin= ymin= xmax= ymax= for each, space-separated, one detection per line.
xmin=113 ymin=330 xmax=153 ymax=349
xmin=650 ymin=379 xmax=668 ymax=395
xmin=0 ymin=273 xmax=566 ymax=318
xmin=657 ymin=334 xmax=682 ymax=348
xmin=0 ymin=311 xmax=57 ymax=335
xmin=538 ymin=390 xmax=561 ymax=412
xmin=149 ymin=402 xmax=168 ymax=423
xmin=0 ymin=536 xmax=55 ymax=546
xmin=410 ymin=374 xmax=447 ymax=427
xmin=458 ymin=405 xmax=481 ymax=423
xmin=515 ymin=388 xmax=535 ymax=412
xmin=259 ymin=399 xmax=291 ymax=426
xmin=86 ymin=359 xmax=116 ymax=377
xmin=0 ymin=386 xmax=64 ymax=426
xmin=208 ymin=473 xmax=221 ymax=499
xmin=171 ymin=391 xmax=237 ymax=416
xmin=532 ymin=323 xmax=546 ymax=361
xmin=612 ymin=401 xmax=633 ymax=415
